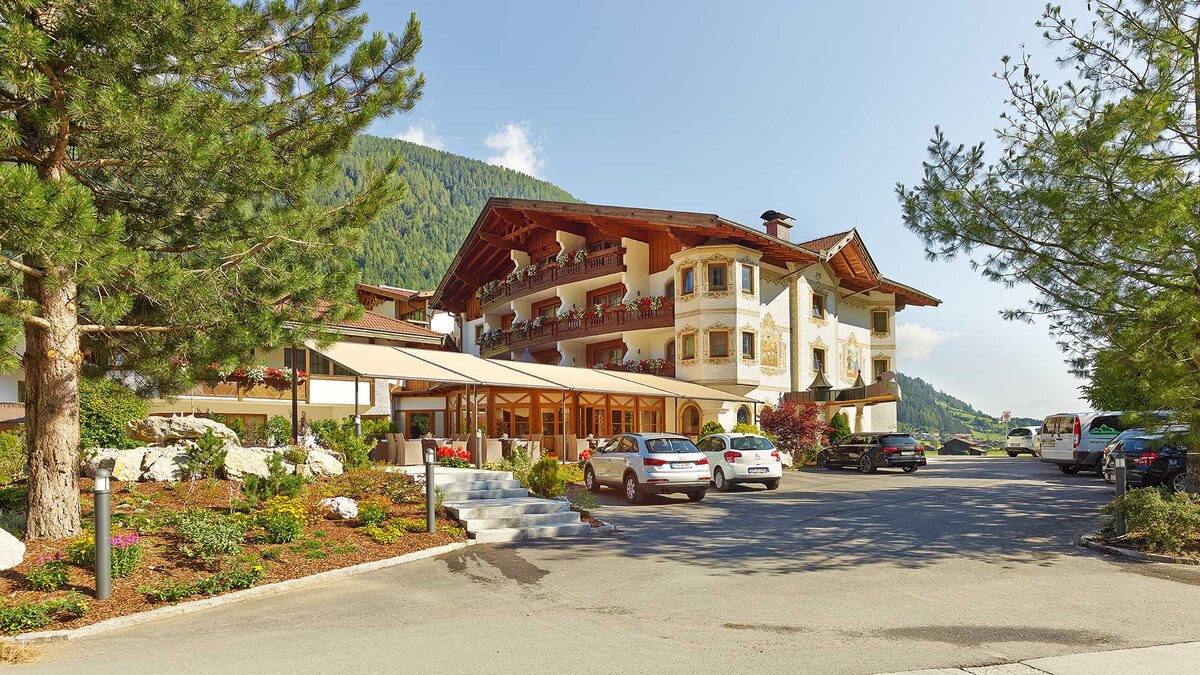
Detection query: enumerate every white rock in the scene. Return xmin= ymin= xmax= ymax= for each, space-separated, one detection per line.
xmin=82 ymin=449 xmax=147 ymax=482
xmin=222 ymin=447 xmax=271 ymax=480
xmin=0 ymin=527 xmax=25 ymax=570
xmin=318 ymin=497 xmax=358 ymax=520
xmin=143 ymin=448 xmax=189 ymax=482
xmin=127 ymin=416 xmax=240 ymax=446
xmin=306 ymin=450 xmax=343 ymax=477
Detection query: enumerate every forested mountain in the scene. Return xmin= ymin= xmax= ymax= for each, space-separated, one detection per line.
xmin=896 ymin=372 xmax=1039 ymax=434
xmin=325 ymin=135 xmax=579 ymax=290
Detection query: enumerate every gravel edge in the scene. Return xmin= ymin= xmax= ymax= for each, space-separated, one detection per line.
xmin=1079 ymin=531 xmax=1200 ymax=566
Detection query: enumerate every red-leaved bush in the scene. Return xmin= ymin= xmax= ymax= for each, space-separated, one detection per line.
xmin=758 ymin=399 xmax=830 ymax=465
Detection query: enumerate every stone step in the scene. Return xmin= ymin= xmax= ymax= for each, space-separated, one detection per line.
xmin=444 ymin=497 xmax=570 ymax=520
xmin=470 ymin=522 xmax=597 ymax=543
xmin=460 ymin=510 xmax=581 ymax=532
xmin=436 ymin=487 xmax=529 ymax=501
xmin=437 ymin=479 xmax=523 ymax=493
xmin=432 ymin=469 xmax=514 ymax=484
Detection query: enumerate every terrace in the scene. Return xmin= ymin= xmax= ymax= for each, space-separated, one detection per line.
xmin=477 ymin=247 xmax=626 ymax=311
xmin=480 ymin=300 xmax=674 ymax=358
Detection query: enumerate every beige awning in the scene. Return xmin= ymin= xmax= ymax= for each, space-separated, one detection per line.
xmin=310 ymin=342 xmax=756 ymax=404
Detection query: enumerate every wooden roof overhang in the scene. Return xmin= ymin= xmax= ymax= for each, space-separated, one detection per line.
xmin=432 ymin=198 xmax=823 ymax=313
xmin=817 ymin=231 xmax=940 ymax=309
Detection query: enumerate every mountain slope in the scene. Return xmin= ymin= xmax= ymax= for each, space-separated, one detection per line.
xmin=896 ymin=372 xmax=1039 ymax=434
xmin=327 ymin=135 xmax=579 ymax=290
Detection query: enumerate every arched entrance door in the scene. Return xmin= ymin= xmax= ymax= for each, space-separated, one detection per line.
xmin=680 ymin=404 xmax=702 ymax=437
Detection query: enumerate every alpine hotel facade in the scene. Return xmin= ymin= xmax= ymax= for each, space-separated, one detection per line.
xmin=432 ymin=199 xmax=939 ymax=438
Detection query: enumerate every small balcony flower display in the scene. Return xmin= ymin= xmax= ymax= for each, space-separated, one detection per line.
xmin=618 ymin=358 xmax=672 ymax=375
xmin=554 ymin=249 xmax=588 ymax=266
xmin=523 ymin=263 xmax=539 ymax=279
xmin=208 ymin=364 xmax=306 ymax=389
xmin=476 ymin=280 xmax=502 ymax=299
xmin=583 ymin=303 xmax=606 ymax=320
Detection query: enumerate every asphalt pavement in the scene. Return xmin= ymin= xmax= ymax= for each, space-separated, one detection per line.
xmin=17 ymin=456 xmax=1200 ymax=674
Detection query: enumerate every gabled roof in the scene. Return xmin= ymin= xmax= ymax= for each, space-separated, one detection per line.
xmin=332 ymin=310 xmax=442 ymax=339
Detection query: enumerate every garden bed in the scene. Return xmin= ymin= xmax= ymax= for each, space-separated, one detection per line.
xmin=0 ymin=469 xmax=464 ymax=635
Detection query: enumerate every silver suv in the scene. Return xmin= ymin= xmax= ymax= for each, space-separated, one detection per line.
xmin=583 ymin=433 xmax=710 ymax=503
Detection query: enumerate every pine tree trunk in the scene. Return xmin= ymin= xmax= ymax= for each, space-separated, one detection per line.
xmin=23 ymin=270 xmax=81 ymax=540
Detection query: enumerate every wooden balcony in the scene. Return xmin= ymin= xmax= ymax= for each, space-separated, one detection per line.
xmin=481 ymin=301 xmax=674 ymax=357
xmin=478 ymin=248 xmax=626 ymax=311
xmin=184 ymin=380 xmax=309 ymax=401
xmin=600 ymin=361 xmax=676 ymax=379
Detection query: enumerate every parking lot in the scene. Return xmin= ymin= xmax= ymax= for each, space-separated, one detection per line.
xmin=22 ymin=456 xmax=1200 ymax=674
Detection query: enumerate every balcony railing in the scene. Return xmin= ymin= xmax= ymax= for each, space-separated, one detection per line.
xmin=478 ymin=247 xmax=626 ymax=311
xmin=182 ymin=380 xmax=309 ymax=402
xmin=599 ymin=361 xmax=676 ymax=379
xmin=481 ymin=301 xmax=674 ymax=357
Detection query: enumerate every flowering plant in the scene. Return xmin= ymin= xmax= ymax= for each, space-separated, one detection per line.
xmin=583 ymin=303 xmax=606 ymax=320
xmin=529 ymin=316 xmax=543 ymax=329
xmin=524 ymin=264 xmax=539 ymax=279
xmin=509 ymin=319 xmax=529 ymax=333
xmin=208 ymin=364 xmax=306 ymax=388
xmin=505 ymin=270 xmax=522 ymax=284
xmin=437 ymin=445 xmax=471 ymax=468
xmin=111 ymin=532 xmax=143 ymax=578
xmin=573 ymin=249 xmax=587 ymax=264
xmin=257 ymin=496 xmax=307 ymax=544
xmin=554 ymin=249 xmax=588 ymax=266
xmin=557 ymin=306 xmax=582 ymax=321
xmin=25 ymin=553 xmax=69 ymax=591
xmin=578 ymin=449 xmax=593 ymax=465
xmin=476 ymin=280 xmax=502 ymax=298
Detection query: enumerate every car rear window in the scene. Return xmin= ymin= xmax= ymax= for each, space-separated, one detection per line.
xmin=880 ymin=434 xmax=917 ymax=447
xmin=1007 ymin=428 xmax=1032 ymax=437
xmin=730 ymin=436 xmax=774 ymax=450
xmin=644 ymin=438 xmax=699 ymax=454
xmin=1043 ymin=416 xmax=1076 ymax=434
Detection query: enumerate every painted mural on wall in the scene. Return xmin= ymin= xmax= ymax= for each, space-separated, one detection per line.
xmin=761 ymin=313 xmax=783 ymax=368
xmin=841 ymin=334 xmax=862 ymax=380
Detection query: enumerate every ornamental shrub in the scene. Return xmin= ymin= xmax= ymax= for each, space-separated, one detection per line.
xmin=181 ymin=429 xmax=228 ymax=480
xmin=79 ymin=377 xmax=147 ymax=450
xmin=559 ymin=463 xmax=584 ymax=485
xmin=110 ymin=533 xmax=143 ymax=578
xmin=484 ymin=445 xmax=532 ymax=486
xmin=24 ymin=554 xmax=69 ymax=591
xmin=826 ymin=411 xmax=852 ymax=445
xmin=309 ymin=417 xmax=373 ymax=469
xmin=759 ymin=400 xmax=830 ymax=465
xmin=0 ymin=431 xmax=25 ymax=486
xmin=528 ymin=458 xmax=565 ymax=499
xmin=362 ymin=520 xmax=408 ymax=544
xmin=699 ymin=421 xmax=725 ymax=438
xmin=174 ymin=510 xmax=247 ymax=566
xmin=357 ymin=497 xmax=388 ymax=526
xmin=257 ymin=496 xmax=306 ymax=544
xmin=265 ymin=415 xmax=293 ymax=446
xmin=0 ymin=593 xmax=88 ymax=634
xmin=139 ymin=565 xmax=266 ymax=604
xmin=731 ymin=423 xmax=763 ymax=435
xmin=1105 ymin=488 xmax=1200 ymax=553
xmin=241 ymin=453 xmax=305 ymax=508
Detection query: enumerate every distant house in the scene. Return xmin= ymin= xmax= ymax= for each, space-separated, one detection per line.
xmin=939 ymin=437 xmax=983 ymax=456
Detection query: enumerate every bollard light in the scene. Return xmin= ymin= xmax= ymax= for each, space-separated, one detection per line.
xmin=93 ymin=468 xmax=112 ymax=600
xmin=1114 ymin=449 xmax=1127 ymax=537
xmin=423 ymin=444 xmax=436 ymax=534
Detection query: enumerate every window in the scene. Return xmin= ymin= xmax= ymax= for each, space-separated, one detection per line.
xmin=812 ymin=347 xmax=826 ymax=373
xmin=736 ymin=405 xmax=751 ymax=426
xmin=666 ymin=339 xmax=676 ymax=363
xmin=590 ymin=346 xmax=624 ymax=367
xmin=283 ymin=347 xmax=307 ymax=371
xmin=872 ymin=310 xmax=889 ymax=334
xmin=473 ymin=324 xmax=484 ymax=344
xmin=681 ymin=333 xmax=696 ymax=360
xmin=16 ymin=381 xmax=25 ymax=404
xmin=665 ymin=279 xmax=675 ymax=299
xmin=709 ymin=331 xmax=729 ymax=358
xmin=708 ymin=262 xmax=728 ymax=291
xmin=741 ymin=264 xmax=754 ymax=293
xmin=741 ymin=331 xmax=756 ymax=359
xmin=294 ymin=348 xmax=352 ymax=376
xmin=588 ymin=286 xmax=624 ymax=308
xmin=681 ymin=267 xmax=695 ymax=295
xmin=872 ymin=358 xmax=889 ymax=381
xmin=812 ymin=293 xmax=826 ymax=319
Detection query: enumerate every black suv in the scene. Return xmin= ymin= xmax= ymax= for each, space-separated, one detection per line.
xmin=1115 ymin=433 xmax=1190 ymax=493
xmin=816 ymin=433 xmax=927 ymax=473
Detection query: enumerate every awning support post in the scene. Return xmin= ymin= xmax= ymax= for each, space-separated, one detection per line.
xmin=291 ymin=344 xmax=299 ymax=444
xmin=353 ymin=375 xmax=362 ymax=437
xmin=561 ymin=389 xmax=567 ymax=462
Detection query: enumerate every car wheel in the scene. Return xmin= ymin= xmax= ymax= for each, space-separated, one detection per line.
xmin=623 ymin=473 xmax=644 ymax=504
xmin=1007 ymin=451 xmax=1018 ymax=457
xmin=902 ymin=465 xmax=918 ymax=473
xmin=1058 ymin=464 xmax=1080 ymax=475
xmin=858 ymin=454 xmax=877 ymax=474
xmin=687 ymin=491 xmax=705 ymax=502
xmin=714 ymin=468 xmax=733 ymax=492
xmin=1168 ymin=470 xmax=1187 ymax=494
xmin=584 ymin=466 xmax=601 ymax=493
xmin=816 ymin=452 xmax=833 ymax=470
xmin=763 ymin=478 xmax=780 ymax=490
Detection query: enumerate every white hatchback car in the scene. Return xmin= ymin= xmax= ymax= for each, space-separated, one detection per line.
xmin=696 ymin=433 xmax=783 ymax=491
xmin=583 ymin=433 xmax=711 ymax=503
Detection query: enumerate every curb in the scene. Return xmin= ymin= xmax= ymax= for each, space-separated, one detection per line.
xmin=5 ymin=541 xmax=471 ymax=644
xmin=1079 ymin=531 xmax=1200 ymax=566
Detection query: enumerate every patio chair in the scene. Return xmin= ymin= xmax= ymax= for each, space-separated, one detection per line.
xmin=483 ymin=438 xmax=503 ymax=465
xmin=563 ymin=433 xmax=581 ymax=462
xmin=384 ymin=433 xmax=403 ymax=464
xmin=402 ymin=438 xmax=424 ymax=466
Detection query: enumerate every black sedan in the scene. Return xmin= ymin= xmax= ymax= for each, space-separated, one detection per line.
xmin=816 ymin=433 xmax=927 ymax=474
xmin=1117 ymin=435 xmax=1189 ymax=493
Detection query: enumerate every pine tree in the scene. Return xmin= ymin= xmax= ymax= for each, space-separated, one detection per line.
xmin=0 ymin=1 xmax=425 ymax=538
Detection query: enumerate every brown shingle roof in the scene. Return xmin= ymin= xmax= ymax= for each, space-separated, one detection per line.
xmin=332 ymin=310 xmax=443 ymax=338
xmin=798 ymin=230 xmax=853 ymax=253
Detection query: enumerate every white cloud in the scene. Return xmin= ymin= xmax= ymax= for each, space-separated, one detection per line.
xmin=484 ymin=122 xmax=543 ymax=177
xmin=897 ymin=323 xmax=959 ymax=361
xmin=394 ymin=124 xmax=446 ymax=150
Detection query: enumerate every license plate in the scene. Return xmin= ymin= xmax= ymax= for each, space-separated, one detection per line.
xmin=671 ymin=462 xmax=693 ymax=469
xmin=748 ymin=467 xmax=768 ymax=474
xmin=1041 ymin=439 xmax=1054 ymax=448
xmin=901 ymin=451 xmax=914 ymax=456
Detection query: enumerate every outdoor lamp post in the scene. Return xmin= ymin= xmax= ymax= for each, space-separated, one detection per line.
xmin=1113 ymin=448 xmax=1127 ymax=537
xmin=423 ymin=444 xmax=437 ymax=533
xmin=93 ymin=468 xmax=112 ymax=600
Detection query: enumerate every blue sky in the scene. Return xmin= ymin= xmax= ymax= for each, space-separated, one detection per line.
xmin=361 ymin=0 xmax=1093 ymax=418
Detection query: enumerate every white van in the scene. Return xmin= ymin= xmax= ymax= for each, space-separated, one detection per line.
xmin=1004 ymin=426 xmax=1041 ymax=457
xmin=1039 ymin=412 xmax=1133 ymax=475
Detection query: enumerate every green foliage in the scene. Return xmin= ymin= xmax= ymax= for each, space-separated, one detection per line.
xmin=0 ymin=486 xmax=26 ymax=513
xmin=570 ymin=491 xmax=600 ymax=514
xmin=79 ymin=378 xmax=146 ymax=450
xmin=483 ymin=445 xmax=533 ymax=487
xmin=528 ymin=458 xmax=565 ymax=499
xmin=256 ymin=496 xmax=306 ymax=544
xmin=699 ymin=421 xmax=725 ymax=438
xmin=24 ymin=557 xmax=69 ymax=592
xmin=894 ymin=373 xmax=1032 ymax=435
xmin=174 ymin=510 xmax=247 ymax=566
xmin=0 ymin=431 xmax=24 ymax=485
xmin=560 ymin=463 xmax=584 ymax=485
xmin=360 ymin=418 xmax=394 ymax=445
xmin=361 ymin=519 xmax=409 ymax=544
xmin=337 ymin=136 xmax=579 ymax=290
xmin=826 ymin=412 xmax=852 ymax=445
xmin=0 ymin=511 xmax=25 ymax=538
xmin=66 ymin=536 xmax=95 ymax=567
xmin=759 ymin=400 xmax=828 ymax=465
xmin=111 ymin=541 xmax=143 ymax=579
xmin=181 ymin=429 xmax=228 ymax=481
xmin=309 ymin=418 xmax=373 ymax=470
xmin=357 ymin=497 xmax=389 ymax=527
xmin=390 ymin=517 xmax=426 ymax=533
xmin=240 ymin=453 xmax=305 ymax=508
xmin=730 ymin=423 xmax=762 ymax=435
xmin=265 ymin=416 xmax=294 ymax=446
xmin=0 ymin=593 xmax=88 ymax=634
xmin=138 ymin=565 xmax=266 ymax=605
xmin=1106 ymin=488 xmax=1200 ymax=553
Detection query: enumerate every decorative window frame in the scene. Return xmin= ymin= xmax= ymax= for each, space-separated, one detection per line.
xmin=740 ymin=325 xmax=757 ymax=361
xmin=679 ymin=265 xmax=697 ymax=299
xmin=706 ymin=260 xmax=730 ymax=292
xmin=703 ymin=322 xmax=733 ymax=363
xmin=810 ymin=337 xmax=828 ymax=375
xmin=739 ymin=262 xmax=756 ymax=296
xmin=871 ymin=309 xmax=891 ymax=336
xmin=810 ymin=291 xmax=829 ymax=323
xmin=679 ymin=326 xmax=698 ymax=362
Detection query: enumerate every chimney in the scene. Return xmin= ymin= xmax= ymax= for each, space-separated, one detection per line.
xmin=760 ymin=210 xmax=794 ymax=241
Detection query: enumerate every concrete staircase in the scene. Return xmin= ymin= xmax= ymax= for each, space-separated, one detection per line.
xmin=430 ymin=467 xmax=604 ymax=543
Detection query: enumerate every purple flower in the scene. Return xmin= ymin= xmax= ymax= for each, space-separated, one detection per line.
xmin=111 ymin=532 xmax=140 ymax=549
